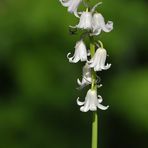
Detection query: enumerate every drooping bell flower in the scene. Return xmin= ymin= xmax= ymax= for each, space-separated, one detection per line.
xmin=91 ymin=13 xmax=113 ymax=35
xmin=88 ymin=47 xmax=111 ymax=71
xmin=77 ymin=63 xmax=92 ymax=88
xmin=76 ymin=10 xmax=92 ymax=29
xmin=59 ymin=0 xmax=82 ymax=17
xmin=77 ymin=89 xmax=109 ymax=112
xmin=67 ymin=40 xmax=87 ymax=63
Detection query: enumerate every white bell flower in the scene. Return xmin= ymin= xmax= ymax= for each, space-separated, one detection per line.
xmin=77 ymin=89 xmax=109 ymax=112
xmin=67 ymin=40 xmax=87 ymax=63
xmin=59 ymin=0 xmax=82 ymax=17
xmin=92 ymin=13 xmax=113 ymax=35
xmin=88 ymin=47 xmax=111 ymax=71
xmin=76 ymin=11 xmax=92 ymax=29
xmin=77 ymin=63 xmax=92 ymax=88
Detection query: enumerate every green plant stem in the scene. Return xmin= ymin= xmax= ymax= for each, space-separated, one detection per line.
xmin=90 ymin=38 xmax=98 ymax=148
xmin=90 ymin=42 xmax=96 ymax=90
xmin=92 ymin=111 xmax=98 ymax=148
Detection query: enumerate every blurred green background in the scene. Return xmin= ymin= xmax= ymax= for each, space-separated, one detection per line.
xmin=0 ymin=0 xmax=148 ymax=147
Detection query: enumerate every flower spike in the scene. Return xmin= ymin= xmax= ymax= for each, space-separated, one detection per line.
xmin=59 ymin=0 xmax=114 ymax=147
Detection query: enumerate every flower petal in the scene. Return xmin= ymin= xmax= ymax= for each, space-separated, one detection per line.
xmin=102 ymin=21 xmax=113 ymax=32
xmin=91 ymin=28 xmax=101 ymax=36
xmin=77 ymin=97 xmax=85 ymax=106
xmin=77 ymin=78 xmax=82 ymax=86
xmin=97 ymin=104 xmax=109 ymax=110
xmin=80 ymin=106 xmax=89 ymax=112
xmin=103 ymin=63 xmax=111 ymax=70
xmin=74 ymin=10 xmax=80 ymax=18
xmin=76 ymin=11 xmax=92 ymax=29
xmin=90 ymin=105 xmax=97 ymax=111
xmin=67 ymin=52 xmax=72 ymax=58
xmin=60 ymin=0 xmax=70 ymax=7
xmin=98 ymin=95 xmax=103 ymax=103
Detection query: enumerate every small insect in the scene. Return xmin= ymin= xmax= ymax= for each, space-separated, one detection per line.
xmin=69 ymin=27 xmax=77 ymax=35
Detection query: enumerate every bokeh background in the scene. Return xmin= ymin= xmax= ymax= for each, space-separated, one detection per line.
xmin=0 ymin=0 xmax=148 ymax=147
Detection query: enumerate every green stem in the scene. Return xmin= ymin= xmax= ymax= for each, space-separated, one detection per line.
xmin=90 ymin=42 xmax=96 ymax=90
xmin=90 ymin=38 xmax=98 ymax=148
xmin=92 ymin=111 xmax=98 ymax=148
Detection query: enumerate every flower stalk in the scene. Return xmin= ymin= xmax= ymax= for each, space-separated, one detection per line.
xmin=90 ymin=38 xmax=98 ymax=148
xmin=90 ymin=39 xmax=96 ymax=90
xmin=92 ymin=111 xmax=98 ymax=148
xmin=59 ymin=0 xmax=113 ymax=147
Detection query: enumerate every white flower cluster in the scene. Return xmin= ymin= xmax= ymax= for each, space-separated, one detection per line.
xmin=60 ymin=0 xmax=113 ymax=112
xmin=75 ymin=10 xmax=113 ymax=36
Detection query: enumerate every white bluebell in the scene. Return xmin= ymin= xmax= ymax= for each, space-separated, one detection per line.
xmin=88 ymin=47 xmax=111 ymax=71
xmin=77 ymin=89 xmax=109 ymax=112
xmin=67 ymin=40 xmax=87 ymax=63
xmin=92 ymin=13 xmax=113 ymax=35
xmin=59 ymin=0 xmax=82 ymax=17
